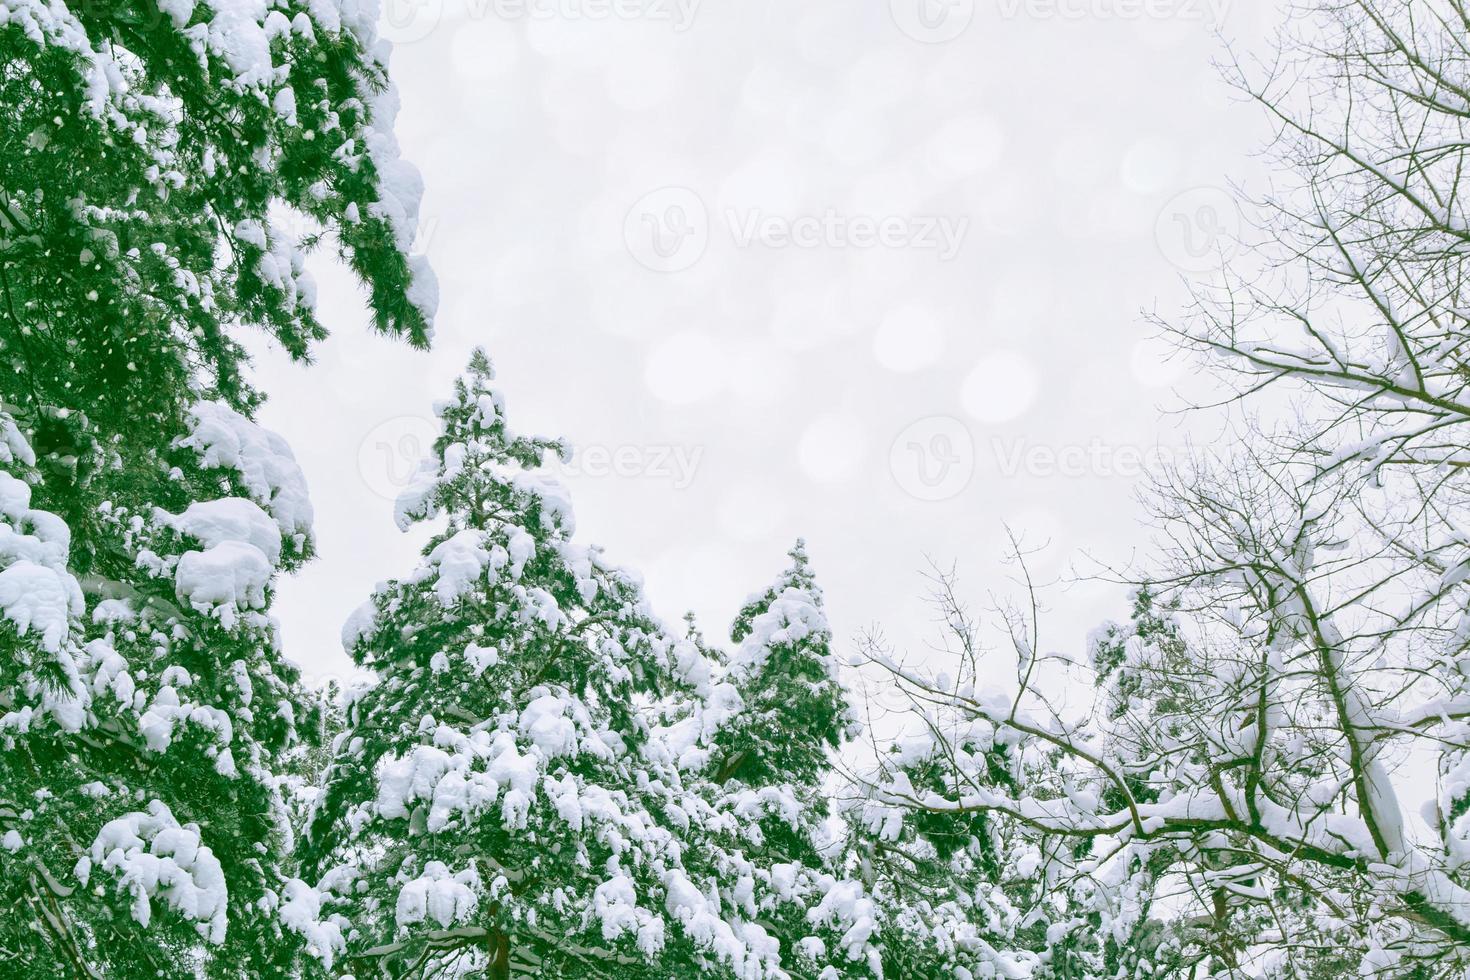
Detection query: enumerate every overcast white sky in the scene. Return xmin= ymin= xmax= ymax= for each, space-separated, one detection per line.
xmin=250 ymin=0 xmax=1281 ymax=687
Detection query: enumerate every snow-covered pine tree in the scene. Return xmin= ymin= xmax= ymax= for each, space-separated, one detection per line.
xmin=0 ymin=1 xmax=434 ymax=973
xmin=656 ymin=542 xmax=1042 ymax=978
xmin=710 ymin=542 xmax=857 ymax=792
xmin=662 ymin=544 xmax=892 ymax=976
xmin=625 ymin=546 xmax=861 ymax=977
xmin=300 ymin=351 xmax=801 ymax=978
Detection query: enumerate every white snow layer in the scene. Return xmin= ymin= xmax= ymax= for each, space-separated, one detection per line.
xmin=0 ymin=470 xmax=84 ymax=654
xmin=395 ymin=861 xmax=480 ymax=929
xmin=0 ymin=425 xmax=90 ymax=732
xmin=82 ymin=800 xmax=229 ymax=944
xmin=279 ymin=878 xmax=347 ymax=969
xmin=180 ymin=401 xmax=314 ymax=553
xmin=174 ymin=540 xmax=273 ymax=625
xmin=163 ymin=497 xmax=283 ymax=565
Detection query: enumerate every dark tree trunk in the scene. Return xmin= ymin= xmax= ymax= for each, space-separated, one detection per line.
xmin=489 ymin=927 xmax=511 ymax=980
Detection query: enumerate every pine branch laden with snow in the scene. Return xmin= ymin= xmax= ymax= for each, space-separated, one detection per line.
xmin=0 ymin=0 xmax=436 ymax=396
xmin=301 ymin=352 xmax=816 ymax=977
xmin=853 ymin=2 xmax=1470 ymax=974
xmin=0 ymin=0 xmax=436 ymax=974
xmin=0 ymin=401 xmax=328 ymax=976
xmin=0 ymin=415 xmax=89 ymax=734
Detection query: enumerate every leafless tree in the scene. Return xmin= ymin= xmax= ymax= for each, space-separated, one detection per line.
xmin=855 ymin=2 xmax=1470 ymax=974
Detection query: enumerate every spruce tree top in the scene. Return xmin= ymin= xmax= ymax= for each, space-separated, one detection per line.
xmin=713 ymin=540 xmax=859 ymax=790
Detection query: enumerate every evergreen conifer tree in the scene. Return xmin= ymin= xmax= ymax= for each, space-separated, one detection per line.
xmin=657 ymin=545 xmax=892 ymax=977
xmin=0 ymin=1 xmax=434 ymax=972
xmin=301 ymin=352 xmax=811 ymax=978
xmin=710 ymin=542 xmax=858 ymax=793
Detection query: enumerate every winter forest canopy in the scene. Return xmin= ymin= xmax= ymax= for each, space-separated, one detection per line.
xmin=2 ymin=0 xmax=1470 ymax=977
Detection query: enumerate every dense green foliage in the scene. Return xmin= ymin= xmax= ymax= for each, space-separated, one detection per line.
xmin=0 ymin=0 xmax=433 ymax=974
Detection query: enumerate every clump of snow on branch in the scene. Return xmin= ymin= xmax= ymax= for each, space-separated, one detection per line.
xmin=79 ymin=801 xmax=228 ymax=944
